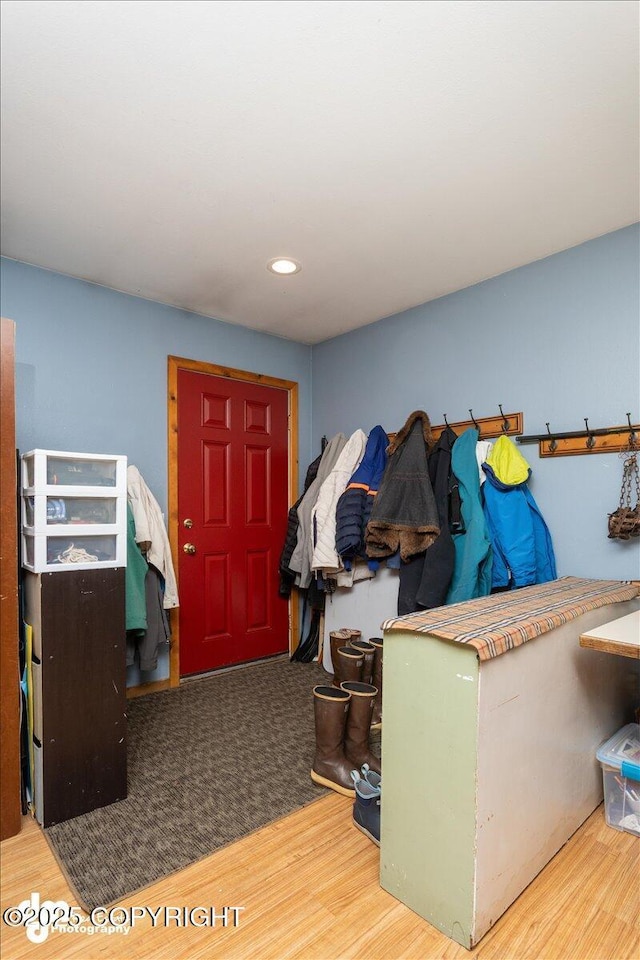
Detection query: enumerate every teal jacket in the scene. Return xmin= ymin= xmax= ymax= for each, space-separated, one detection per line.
xmin=446 ymin=428 xmax=493 ymax=603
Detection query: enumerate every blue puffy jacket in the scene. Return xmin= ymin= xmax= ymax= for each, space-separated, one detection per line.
xmin=482 ymin=436 xmax=556 ymax=589
xmin=335 ymin=425 xmax=388 ymax=570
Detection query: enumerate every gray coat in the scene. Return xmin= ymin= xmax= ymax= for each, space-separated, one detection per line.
xmin=289 ymin=433 xmax=347 ymax=588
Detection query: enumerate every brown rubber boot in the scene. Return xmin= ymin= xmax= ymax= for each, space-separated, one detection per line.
xmin=369 ymin=637 xmax=383 ymax=730
xmin=329 ymin=629 xmax=352 ymax=683
xmin=310 ymin=685 xmax=356 ymax=796
xmin=348 ymin=638 xmax=375 ymax=685
xmin=340 ymin=681 xmax=382 ymax=776
xmin=343 ymin=628 xmax=362 ymax=645
xmin=335 ymin=646 xmax=364 ymax=687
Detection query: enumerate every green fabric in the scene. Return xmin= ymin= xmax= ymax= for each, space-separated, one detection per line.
xmin=126 ymin=503 xmax=148 ymax=631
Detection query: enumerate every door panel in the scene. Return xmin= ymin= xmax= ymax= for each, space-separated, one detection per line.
xmin=246 ymin=446 xmax=269 ymax=524
xmin=246 ymin=550 xmax=270 ymax=630
xmin=203 ymin=441 xmax=229 ymax=524
xmin=178 ymin=369 xmax=289 ymax=675
xmin=204 ymin=553 xmax=230 ymax=639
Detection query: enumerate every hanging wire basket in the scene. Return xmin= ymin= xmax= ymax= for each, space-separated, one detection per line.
xmin=608 ymin=450 xmax=640 ymax=540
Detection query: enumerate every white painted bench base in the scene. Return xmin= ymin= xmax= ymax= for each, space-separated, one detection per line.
xmin=380 ymin=598 xmax=640 ymax=949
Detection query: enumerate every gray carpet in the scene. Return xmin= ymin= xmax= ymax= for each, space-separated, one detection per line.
xmin=45 ymin=658 xmax=379 ymax=909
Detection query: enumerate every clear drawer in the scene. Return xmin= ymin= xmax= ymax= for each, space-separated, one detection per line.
xmin=21 ymin=449 xmax=126 ymax=494
xmin=24 ymin=496 xmax=119 ymax=528
xmin=47 ymin=535 xmax=118 ymax=565
xmin=46 ymin=456 xmax=117 ymax=487
xmin=23 ymin=532 xmax=124 ymax=572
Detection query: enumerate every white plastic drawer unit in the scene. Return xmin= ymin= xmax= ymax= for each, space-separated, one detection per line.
xmin=21 ymin=449 xmax=127 ymax=572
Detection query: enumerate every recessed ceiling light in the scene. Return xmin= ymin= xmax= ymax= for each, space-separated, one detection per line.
xmin=267 ymin=257 xmax=301 ymax=275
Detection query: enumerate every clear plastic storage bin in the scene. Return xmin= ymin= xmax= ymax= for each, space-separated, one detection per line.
xmin=596 ymin=723 xmax=640 ymax=838
xmin=21 ymin=449 xmax=126 ymax=572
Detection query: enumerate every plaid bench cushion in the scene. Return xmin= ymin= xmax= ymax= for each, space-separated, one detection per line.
xmin=382 ymin=577 xmax=639 ymax=661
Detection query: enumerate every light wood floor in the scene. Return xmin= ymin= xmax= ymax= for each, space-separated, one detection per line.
xmin=1 ymin=795 xmax=638 ymax=960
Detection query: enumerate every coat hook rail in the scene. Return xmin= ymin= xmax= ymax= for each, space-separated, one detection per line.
xmin=517 ymin=418 xmax=640 ymax=457
xmin=431 ymin=409 xmax=523 ymax=442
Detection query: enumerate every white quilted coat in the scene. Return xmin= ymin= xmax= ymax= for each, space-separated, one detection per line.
xmin=127 ymin=465 xmax=179 ymax=609
xmin=311 ymin=429 xmax=367 ymax=575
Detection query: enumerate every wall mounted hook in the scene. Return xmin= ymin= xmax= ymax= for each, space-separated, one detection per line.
xmin=498 ymin=404 xmax=510 ymax=432
xmin=468 ymin=409 xmax=479 ymax=430
xmin=584 ymin=418 xmax=596 ymax=449
xmin=518 ymin=418 xmax=639 ymax=457
xmin=545 ymin=423 xmax=557 ymax=453
xmin=443 ymin=414 xmax=449 ymax=427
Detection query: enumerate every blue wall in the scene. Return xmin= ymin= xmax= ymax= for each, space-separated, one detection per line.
xmin=312 ymin=224 xmax=640 ymax=582
xmin=3 ymin=224 xmax=638 ymax=686
xmin=1 ymin=258 xmax=313 ymax=684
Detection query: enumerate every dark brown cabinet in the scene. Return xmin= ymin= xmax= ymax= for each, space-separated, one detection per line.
xmin=24 ymin=568 xmax=127 ymax=826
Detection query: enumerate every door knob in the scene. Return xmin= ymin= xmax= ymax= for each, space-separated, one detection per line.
xmin=183 ymin=543 xmax=196 ymax=554
xmin=183 ymin=518 xmax=193 ymax=529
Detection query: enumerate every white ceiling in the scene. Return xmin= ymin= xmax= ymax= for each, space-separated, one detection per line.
xmin=1 ymin=0 xmax=638 ymax=345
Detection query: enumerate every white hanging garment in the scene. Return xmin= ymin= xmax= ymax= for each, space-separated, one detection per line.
xmin=311 ymin=429 xmax=367 ymax=575
xmin=476 ymin=440 xmax=493 ymax=485
xmin=127 ymin=465 xmax=179 ymax=609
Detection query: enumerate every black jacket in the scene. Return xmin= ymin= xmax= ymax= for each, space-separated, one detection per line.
xmin=398 ymin=425 xmax=458 ymax=614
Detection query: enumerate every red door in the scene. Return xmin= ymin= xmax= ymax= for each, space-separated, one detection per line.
xmin=177 ymin=369 xmax=290 ymax=675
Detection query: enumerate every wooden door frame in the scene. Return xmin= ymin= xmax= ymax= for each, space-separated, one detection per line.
xmin=0 ymin=318 xmax=21 ymax=839
xmin=166 ymin=356 xmax=299 ymax=688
